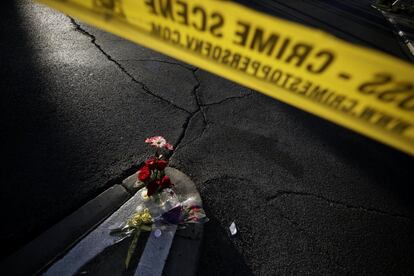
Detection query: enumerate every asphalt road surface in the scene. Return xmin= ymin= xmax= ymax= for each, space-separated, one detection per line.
xmin=1 ymin=0 xmax=414 ymax=275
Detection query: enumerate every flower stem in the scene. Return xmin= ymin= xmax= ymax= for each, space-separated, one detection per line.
xmin=125 ymin=229 xmax=141 ymax=270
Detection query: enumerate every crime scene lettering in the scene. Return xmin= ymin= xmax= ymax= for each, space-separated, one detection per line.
xmin=144 ymin=0 xmax=225 ymax=37
xmin=233 ymin=21 xmax=335 ymax=74
xmin=358 ymin=73 xmax=414 ymax=111
xmin=37 ymin=0 xmax=414 ymax=155
xmin=151 ymin=23 xmax=181 ymax=44
xmin=149 ymin=23 xmax=412 ymax=136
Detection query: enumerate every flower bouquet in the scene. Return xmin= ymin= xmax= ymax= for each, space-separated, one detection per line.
xmin=111 ymin=136 xmax=207 ymax=269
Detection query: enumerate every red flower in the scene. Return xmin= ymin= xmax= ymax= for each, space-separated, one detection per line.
xmin=138 ymin=165 xmax=151 ymax=182
xmin=145 ymin=158 xmax=156 ymax=169
xmin=160 ymin=175 xmax=172 ymax=188
xmin=145 ymin=176 xmax=172 ymax=196
xmin=146 ymin=180 xmax=159 ymax=196
xmin=156 ymin=159 xmax=168 ymax=170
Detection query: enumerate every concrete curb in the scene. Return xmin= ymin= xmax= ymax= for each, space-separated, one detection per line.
xmin=0 ymin=185 xmax=130 ymax=276
xmin=0 ymin=168 xmax=203 ymax=276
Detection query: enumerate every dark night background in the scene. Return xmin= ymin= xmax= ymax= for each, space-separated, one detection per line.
xmin=1 ymin=0 xmax=414 ymax=275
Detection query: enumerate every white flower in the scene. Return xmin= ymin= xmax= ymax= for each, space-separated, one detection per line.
xmin=145 ymin=136 xmax=166 ymax=148
xmin=145 ymin=136 xmax=174 ymax=150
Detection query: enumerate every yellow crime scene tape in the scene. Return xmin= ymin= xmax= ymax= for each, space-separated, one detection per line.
xmin=37 ymin=0 xmax=414 ymax=156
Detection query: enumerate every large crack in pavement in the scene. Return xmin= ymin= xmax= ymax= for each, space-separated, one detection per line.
xmin=70 ymin=17 xmax=248 ymax=156
xmin=117 ymin=58 xmax=195 ymax=71
xmin=171 ymin=67 xmax=206 ymax=153
xmin=171 ymin=68 xmax=254 ymax=155
xmin=202 ymin=92 xmax=253 ymax=107
xmin=69 ymin=18 xmax=191 ymax=115
xmin=171 ymin=67 xmax=253 ymax=157
xmin=70 ymin=17 xmax=258 ymax=192
xmin=69 ymin=17 xmax=195 ymax=190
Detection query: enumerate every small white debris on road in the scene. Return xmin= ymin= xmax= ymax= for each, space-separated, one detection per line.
xmin=229 ymin=221 xmax=237 ymax=236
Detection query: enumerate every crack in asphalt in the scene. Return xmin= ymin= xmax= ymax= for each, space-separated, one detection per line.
xmin=70 ymin=18 xmax=253 ymax=158
xmin=117 ymin=59 xmax=254 ymax=108
xmin=171 ymin=110 xmax=201 ymax=154
xmin=191 ymin=68 xmax=208 ymax=132
xmin=69 ymin=18 xmax=198 ymax=190
xmin=266 ymin=190 xmax=413 ymax=221
xmin=171 ymin=69 xmax=255 ymax=155
xmin=202 ymin=91 xmax=254 ymax=107
xmin=69 ymin=18 xmax=191 ymax=114
xmin=69 ymin=18 xmax=251 ymax=186
xmin=170 ymin=68 xmax=207 ymax=156
xmin=116 ymin=59 xmax=254 ymax=156
xmin=70 ymin=18 xmax=254 ymax=185
xmin=200 ymin=176 xmax=349 ymax=273
xmin=118 ymin=58 xmax=195 ymax=71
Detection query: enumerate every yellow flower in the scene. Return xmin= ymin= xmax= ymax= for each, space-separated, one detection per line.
xmin=127 ymin=208 xmax=152 ymax=227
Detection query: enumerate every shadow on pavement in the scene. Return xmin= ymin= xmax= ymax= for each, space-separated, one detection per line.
xmin=73 ymin=232 xmax=150 ymax=276
xmin=197 ymin=215 xmax=254 ymax=276
xmin=298 ymin=106 xmax=414 ymax=208
xmin=1 ymin=1 xmax=75 ymax=259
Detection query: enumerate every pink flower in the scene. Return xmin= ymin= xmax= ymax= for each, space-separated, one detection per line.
xmin=145 ymin=136 xmax=174 ymax=150
xmin=165 ymin=143 xmax=174 ymax=151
